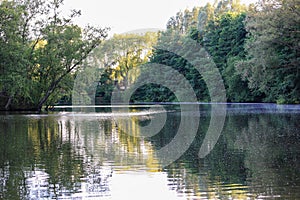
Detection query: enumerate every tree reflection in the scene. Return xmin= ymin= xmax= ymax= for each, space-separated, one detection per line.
xmin=0 ymin=109 xmax=299 ymax=199
xmin=0 ymin=113 xmax=160 ymax=199
xmin=156 ymin=112 xmax=300 ymax=199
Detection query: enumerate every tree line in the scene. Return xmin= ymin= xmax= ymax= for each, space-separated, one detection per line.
xmin=0 ymin=0 xmax=299 ymax=111
xmin=131 ymin=0 xmax=299 ymax=104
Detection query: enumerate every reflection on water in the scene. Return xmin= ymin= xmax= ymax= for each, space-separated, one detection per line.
xmin=0 ymin=104 xmax=300 ymax=199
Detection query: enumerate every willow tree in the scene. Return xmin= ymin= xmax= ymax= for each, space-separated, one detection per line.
xmin=0 ymin=0 xmax=109 ymax=110
xmin=82 ymin=32 xmax=158 ymax=104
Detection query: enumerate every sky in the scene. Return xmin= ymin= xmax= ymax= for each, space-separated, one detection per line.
xmin=62 ymin=0 xmax=257 ymax=35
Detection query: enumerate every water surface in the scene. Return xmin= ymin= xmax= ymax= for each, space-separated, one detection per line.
xmin=0 ymin=104 xmax=299 ymax=199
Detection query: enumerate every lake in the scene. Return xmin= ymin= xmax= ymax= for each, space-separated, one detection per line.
xmin=0 ymin=103 xmax=299 ymax=199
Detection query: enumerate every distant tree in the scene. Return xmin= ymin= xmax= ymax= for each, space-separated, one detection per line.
xmin=198 ymin=3 xmax=215 ymax=35
xmin=166 ymin=7 xmax=199 ymax=34
xmin=214 ymin=0 xmax=247 ymax=16
xmin=85 ymin=32 xmax=158 ymax=104
xmin=204 ymin=12 xmax=257 ymax=102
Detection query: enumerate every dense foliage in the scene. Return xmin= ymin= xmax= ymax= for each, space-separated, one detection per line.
xmin=131 ymin=0 xmax=299 ymax=104
xmin=0 ymin=0 xmax=108 ymax=110
xmin=85 ymin=32 xmax=158 ymax=104
xmin=1 ymin=0 xmax=299 ymax=110
xmin=236 ymin=0 xmax=300 ymax=103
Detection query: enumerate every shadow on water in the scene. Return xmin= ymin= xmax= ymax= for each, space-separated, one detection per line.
xmin=0 ymin=103 xmax=299 ymax=199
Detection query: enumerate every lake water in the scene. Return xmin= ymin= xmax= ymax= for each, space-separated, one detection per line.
xmin=0 ymin=103 xmax=299 ymax=199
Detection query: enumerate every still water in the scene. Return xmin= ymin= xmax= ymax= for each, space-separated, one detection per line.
xmin=0 ymin=104 xmax=299 ymax=199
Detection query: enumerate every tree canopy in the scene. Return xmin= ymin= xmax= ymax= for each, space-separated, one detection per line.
xmin=0 ymin=0 xmax=109 ymax=110
xmin=236 ymin=0 xmax=300 ymax=103
xmin=1 ymin=0 xmax=299 ymax=109
xmin=132 ymin=0 xmax=299 ymax=104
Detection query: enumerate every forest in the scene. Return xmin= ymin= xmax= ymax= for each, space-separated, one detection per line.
xmin=0 ymin=0 xmax=299 ymax=111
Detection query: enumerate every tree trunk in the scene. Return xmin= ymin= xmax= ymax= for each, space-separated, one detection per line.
xmin=37 ymin=87 xmax=54 ymax=111
xmin=37 ymin=74 xmax=67 ymax=111
xmin=5 ymin=96 xmax=12 ymax=110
